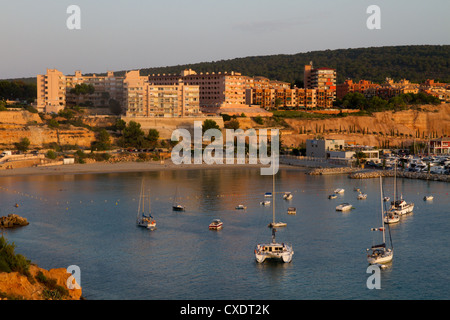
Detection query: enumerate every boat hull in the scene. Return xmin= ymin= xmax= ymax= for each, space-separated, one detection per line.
xmin=391 ymin=203 xmax=414 ymax=215
xmin=367 ymin=250 xmax=393 ymax=264
xmin=255 ymin=245 xmax=293 ymax=263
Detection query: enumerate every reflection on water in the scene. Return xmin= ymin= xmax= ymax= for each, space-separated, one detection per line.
xmin=0 ymin=167 xmax=449 ymax=300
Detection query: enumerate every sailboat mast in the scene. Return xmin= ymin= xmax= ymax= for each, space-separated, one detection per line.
xmin=272 ymin=168 xmax=275 ymax=224
xmin=380 ymin=176 xmax=386 ymax=244
xmin=394 ymin=161 xmax=397 ymax=202
xmin=138 ymin=179 xmax=144 ymax=218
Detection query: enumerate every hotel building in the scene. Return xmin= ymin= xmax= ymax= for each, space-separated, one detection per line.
xmin=304 ymin=62 xmax=337 ymax=100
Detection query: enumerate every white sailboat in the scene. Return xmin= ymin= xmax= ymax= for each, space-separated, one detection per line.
xmin=390 ymin=162 xmax=414 ymax=215
xmin=255 ymin=167 xmax=293 ymax=263
xmin=136 ymin=179 xmax=156 ymax=230
xmin=367 ymin=177 xmax=393 ymax=265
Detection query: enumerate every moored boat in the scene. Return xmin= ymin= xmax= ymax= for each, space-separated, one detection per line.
xmin=283 ymin=192 xmax=293 ymax=200
xmin=336 ymin=203 xmax=353 ymax=211
xmin=209 ymin=219 xmax=223 ymax=230
xmin=357 ymin=192 xmax=367 ymax=200
xmin=367 ymin=177 xmax=394 ymax=265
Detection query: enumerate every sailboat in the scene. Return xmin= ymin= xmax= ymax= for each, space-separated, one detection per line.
xmin=267 ymin=174 xmax=287 ymax=228
xmin=172 ymin=187 xmax=185 ymax=211
xmin=136 ymin=179 xmax=156 ymax=230
xmin=367 ymin=177 xmax=393 ymax=265
xmin=390 ymin=162 xmax=414 ymax=215
xmin=255 ymin=165 xmax=293 ymax=263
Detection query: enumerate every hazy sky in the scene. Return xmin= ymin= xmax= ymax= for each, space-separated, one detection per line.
xmin=1 ymin=0 xmax=449 ymax=79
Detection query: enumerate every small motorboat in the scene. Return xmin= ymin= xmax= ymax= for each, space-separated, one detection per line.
xmin=264 ymin=192 xmax=272 ymax=198
xmin=260 ymin=200 xmax=271 ymax=206
xmin=334 ymin=188 xmax=345 ymax=194
xmin=268 ymin=221 xmax=287 ymax=228
xmin=209 ymin=219 xmax=223 ymax=230
xmin=283 ymin=192 xmax=293 ymax=200
xmin=287 ymin=207 xmax=297 ymax=215
xmin=336 ymin=203 xmax=353 ymax=211
xmin=423 ymin=195 xmax=434 ymax=201
xmin=328 ymin=194 xmax=337 ymax=199
xmin=357 ymin=192 xmax=367 ymax=200
xmin=383 ymin=197 xmax=390 ymax=202
xmin=235 ymin=204 xmax=247 ymax=210
xmin=172 ymin=204 xmax=185 ymax=211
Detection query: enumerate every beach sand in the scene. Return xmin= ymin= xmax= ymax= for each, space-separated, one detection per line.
xmin=0 ymin=160 xmax=303 ymax=178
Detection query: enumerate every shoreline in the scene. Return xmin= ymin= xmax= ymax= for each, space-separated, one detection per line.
xmin=0 ymin=160 xmax=305 ymax=178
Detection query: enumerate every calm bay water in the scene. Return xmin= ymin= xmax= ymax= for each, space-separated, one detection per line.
xmin=1 ymin=167 xmax=449 ymax=300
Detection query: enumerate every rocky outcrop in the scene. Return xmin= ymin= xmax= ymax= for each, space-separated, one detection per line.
xmin=0 ymin=265 xmax=82 ymax=300
xmin=0 ymin=214 xmax=29 ymax=228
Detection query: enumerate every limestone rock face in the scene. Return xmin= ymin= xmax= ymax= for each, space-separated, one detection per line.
xmin=0 ymin=111 xmax=96 ymax=149
xmin=0 ymin=265 xmax=82 ymax=300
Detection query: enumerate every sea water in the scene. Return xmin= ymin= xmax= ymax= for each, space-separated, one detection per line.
xmin=1 ymin=167 xmax=449 ymax=300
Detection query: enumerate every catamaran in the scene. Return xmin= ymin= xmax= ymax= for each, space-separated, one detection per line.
xmin=255 ymin=165 xmax=293 ymax=263
xmin=367 ymin=177 xmax=393 ymax=265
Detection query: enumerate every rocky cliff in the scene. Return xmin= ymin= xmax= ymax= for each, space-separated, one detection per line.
xmin=237 ymin=104 xmax=449 ymax=148
xmin=0 ymin=265 xmax=82 ymax=300
xmin=0 ymin=111 xmax=96 ymax=149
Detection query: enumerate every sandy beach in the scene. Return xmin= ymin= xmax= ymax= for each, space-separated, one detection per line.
xmin=0 ymin=160 xmax=302 ymax=178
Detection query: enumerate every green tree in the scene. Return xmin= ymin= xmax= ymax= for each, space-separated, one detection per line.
xmin=91 ymin=129 xmax=111 ymax=151
xmin=147 ymin=129 xmax=160 ymax=144
xmin=115 ymin=119 xmax=126 ymax=133
xmin=202 ymin=119 xmax=220 ymax=133
xmin=224 ymin=119 xmax=240 ymax=130
xmin=14 ymin=137 xmax=30 ymax=152
xmin=121 ymin=121 xmax=146 ymax=148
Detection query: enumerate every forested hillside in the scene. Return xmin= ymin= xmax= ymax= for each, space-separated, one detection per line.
xmin=136 ymin=45 xmax=450 ymax=85
xmin=3 ymin=45 xmax=449 ymax=89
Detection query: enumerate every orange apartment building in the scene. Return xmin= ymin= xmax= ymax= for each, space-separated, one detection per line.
xmin=336 ymin=79 xmax=379 ymax=100
xmin=304 ymin=63 xmax=336 ymax=100
xmin=245 ymin=87 xmax=333 ymax=110
xmin=124 ymin=70 xmax=199 ymax=117
xmin=65 ymin=71 xmax=125 ymax=108
xmin=36 ymin=69 xmax=199 ymax=117
xmin=148 ymin=69 xmax=254 ymax=107
xmin=337 ymin=78 xmax=449 ymax=103
xmin=36 ymin=69 xmax=67 ymax=114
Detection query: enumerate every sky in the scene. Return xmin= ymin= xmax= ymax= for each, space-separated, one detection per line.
xmin=0 ymin=0 xmax=449 ymax=79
